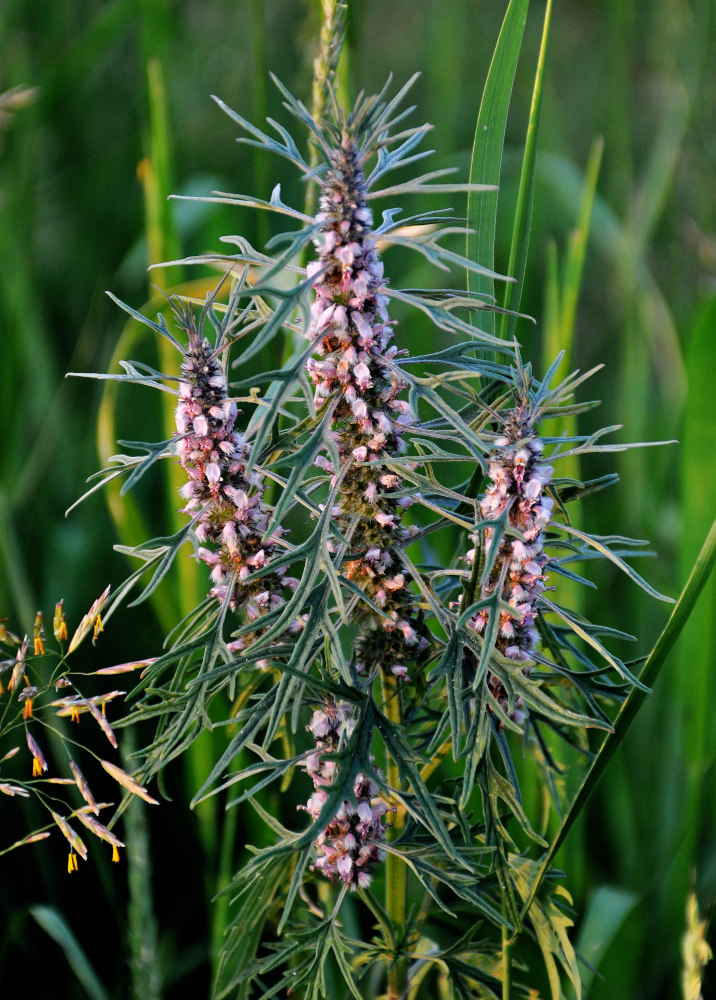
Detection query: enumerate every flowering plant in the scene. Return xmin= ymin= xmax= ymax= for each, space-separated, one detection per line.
xmin=64 ymin=59 xmax=680 ymax=997
xmin=35 ymin=3 xmax=714 ymax=999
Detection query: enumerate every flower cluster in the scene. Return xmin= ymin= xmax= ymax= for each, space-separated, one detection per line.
xmin=0 ymin=604 xmax=154 ymax=867
xmin=467 ymin=406 xmax=553 ymax=713
xmin=175 ymin=311 xmax=295 ymax=621
xmin=300 ymin=700 xmax=388 ymax=889
xmin=305 ymin=135 xmax=427 ymax=679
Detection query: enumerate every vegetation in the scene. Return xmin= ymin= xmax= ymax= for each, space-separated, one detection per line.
xmin=1 ymin=2 xmax=714 ymax=998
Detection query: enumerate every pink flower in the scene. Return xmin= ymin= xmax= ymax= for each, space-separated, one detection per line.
xmin=172 ymin=317 xmax=291 ymax=618
xmin=375 ymin=512 xmax=395 ymax=529
xmin=193 ymin=414 xmax=209 ymax=437
xmin=353 ymin=362 xmax=372 ymax=391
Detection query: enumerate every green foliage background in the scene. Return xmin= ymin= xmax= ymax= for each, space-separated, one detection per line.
xmin=1 ymin=1 xmax=714 ymax=997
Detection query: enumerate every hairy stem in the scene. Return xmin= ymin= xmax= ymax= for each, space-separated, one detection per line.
xmin=382 ymin=670 xmax=407 ymax=999
xmin=123 ymin=731 xmax=162 ymax=1000
xmin=358 ymin=886 xmax=396 ymax=953
xmin=501 ymin=913 xmax=512 ymax=1000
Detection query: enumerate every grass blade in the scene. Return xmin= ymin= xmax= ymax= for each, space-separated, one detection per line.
xmin=521 ymin=516 xmax=716 ymax=919
xmin=30 ymin=906 xmax=111 ymax=1000
xmin=499 ymin=0 xmax=552 ymax=340
xmin=466 ymin=0 xmax=529 ymax=337
xmin=567 ymin=885 xmax=639 ymax=999
xmin=542 ymin=136 xmax=604 ymax=375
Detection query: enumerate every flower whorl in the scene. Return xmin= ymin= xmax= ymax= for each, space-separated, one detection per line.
xmin=300 ymin=700 xmax=388 ymax=889
xmin=305 ymin=135 xmax=427 ymax=679
xmin=175 ymin=316 xmax=293 ymax=618
xmin=468 ymin=408 xmax=554 ymax=711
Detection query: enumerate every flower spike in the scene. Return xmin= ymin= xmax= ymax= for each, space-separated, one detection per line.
xmin=299 ymin=700 xmax=388 ymax=889
xmin=172 ymin=301 xmax=295 ymax=620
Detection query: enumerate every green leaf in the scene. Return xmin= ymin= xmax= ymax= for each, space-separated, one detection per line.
xmin=512 ymin=860 xmax=582 ymax=1000
xmin=458 ymin=686 xmax=491 ymax=811
xmin=466 ymin=0 xmax=530 ymax=337
xmin=264 ymin=410 xmax=334 ymax=536
xmin=190 ymin=689 xmax=278 ymax=805
xmin=521 ymin=517 xmax=716 ymax=919
xmin=212 ymin=93 xmax=310 ymax=172
xmin=485 ymin=755 xmax=547 ymax=850
xmin=555 ymin=521 xmax=673 ymax=603
xmin=568 ymin=885 xmax=639 ymax=999
xmin=214 ymin=854 xmax=295 ymax=1000
xmin=276 ymin=847 xmax=314 ymax=936
xmin=382 ymin=841 xmax=504 ymax=926
xmin=500 ymin=0 xmax=552 ymax=339
xmin=376 ymin=710 xmax=467 ymax=867
xmin=30 ymin=906 xmax=111 ymax=1000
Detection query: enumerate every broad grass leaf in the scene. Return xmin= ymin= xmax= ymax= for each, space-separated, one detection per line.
xmin=522 ymin=517 xmax=716 ymax=919
xmin=30 ymin=905 xmax=111 ymax=1000
xmin=500 ymin=0 xmax=552 ymax=340
xmin=466 ymin=0 xmax=529 ymax=337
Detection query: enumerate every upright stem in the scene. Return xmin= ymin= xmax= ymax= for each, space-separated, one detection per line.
xmin=501 ymin=915 xmax=512 ymax=1000
xmin=123 ymin=731 xmax=162 ymax=1000
xmin=502 ymin=903 xmax=512 ymax=1000
xmin=382 ymin=670 xmax=408 ymax=999
xmin=306 ymin=0 xmax=348 ymax=218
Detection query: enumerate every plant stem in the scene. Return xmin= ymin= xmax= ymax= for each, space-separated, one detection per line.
xmin=123 ymin=730 xmax=162 ymax=1000
xmin=358 ymin=887 xmax=395 ymax=953
xmin=382 ymin=670 xmax=408 ymax=999
xmin=387 ymin=736 xmax=452 ymax=836
xmin=501 ymin=914 xmax=512 ymax=1000
xmin=210 ymin=799 xmax=238 ymax=984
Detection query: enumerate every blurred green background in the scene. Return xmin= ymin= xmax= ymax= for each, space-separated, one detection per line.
xmin=1 ymin=1 xmax=714 ymax=997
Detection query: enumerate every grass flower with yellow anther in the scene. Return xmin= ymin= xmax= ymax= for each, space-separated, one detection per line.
xmin=0 ymin=596 xmax=150 ymax=868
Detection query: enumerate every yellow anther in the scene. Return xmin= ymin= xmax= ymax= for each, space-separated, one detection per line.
xmin=32 ymin=757 xmax=43 ymax=777
xmin=67 ymin=851 xmax=79 ymax=874
xmin=23 ymin=699 xmax=33 ymax=720
xmin=93 ymin=615 xmax=103 ymax=640
xmin=111 ymin=844 xmax=120 ymax=863
xmin=53 ymin=602 xmax=66 ymax=641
